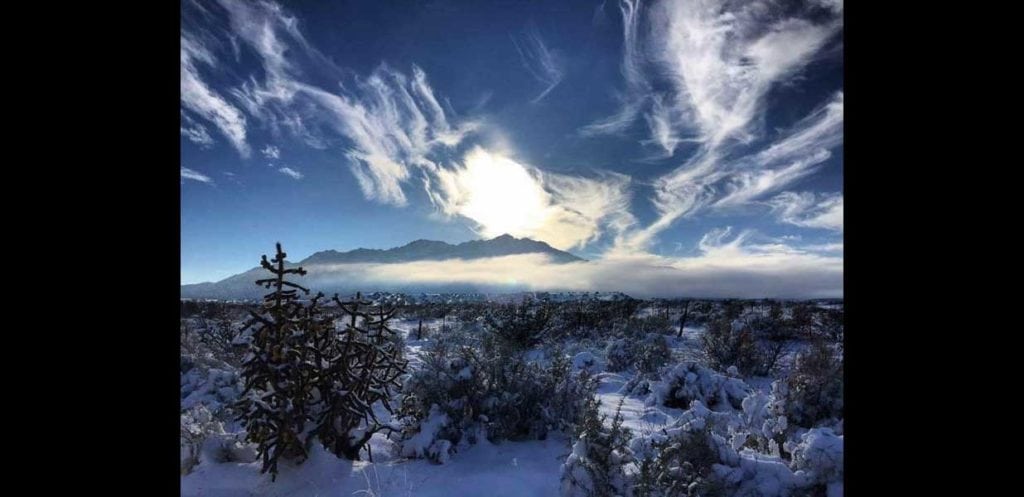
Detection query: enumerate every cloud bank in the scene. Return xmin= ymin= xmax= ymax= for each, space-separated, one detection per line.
xmin=300 ymin=228 xmax=841 ymax=298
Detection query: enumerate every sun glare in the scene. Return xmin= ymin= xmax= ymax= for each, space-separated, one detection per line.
xmin=457 ymin=149 xmax=550 ymax=239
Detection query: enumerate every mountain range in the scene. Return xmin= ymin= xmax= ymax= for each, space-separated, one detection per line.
xmin=180 ymin=234 xmax=583 ymax=299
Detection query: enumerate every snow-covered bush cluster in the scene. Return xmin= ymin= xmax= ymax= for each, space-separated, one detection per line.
xmin=605 ymin=332 xmax=672 ymax=373
xmin=180 ymin=405 xmax=256 ymax=475
xmin=628 ymin=399 xmax=843 ymax=497
xmin=181 ymin=361 xmax=241 ymax=412
xmin=647 ymin=362 xmax=752 ymax=411
xmin=395 ymin=334 xmax=597 ymax=463
xmin=700 ymin=316 xmax=790 ymax=377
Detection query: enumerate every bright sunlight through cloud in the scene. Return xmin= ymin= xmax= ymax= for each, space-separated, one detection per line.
xmin=447 ymin=148 xmax=550 ymax=239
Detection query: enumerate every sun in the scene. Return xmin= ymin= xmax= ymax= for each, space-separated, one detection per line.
xmin=456 ymin=148 xmax=551 ymax=239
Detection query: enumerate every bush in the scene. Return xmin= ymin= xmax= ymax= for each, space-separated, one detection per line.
xmin=605 ymin=333 xmax=672 ymax=374
xmin=779 ymin=341 xmax=843 ymax=429
xmin=395 ymin=336 xmax=597 ymax=463
xmin=484 ymin=299 xmax=553 ymax=350
xmin=647 ymin=362 xmax=751 ymax=411
xmin=790 ymin=428 xmax=844 ymax=496
xmin=631 ymin=408 xmax=727 ymax=497
xmin=701 ymin=317 xmax=788 ymax=376
xmin=815 ymin=308 xmax=843 ymax=343
xmin=560 ymin=399 xmax=634 ymax=497
xmin=180 ymin=405 xmax=256 ymax=475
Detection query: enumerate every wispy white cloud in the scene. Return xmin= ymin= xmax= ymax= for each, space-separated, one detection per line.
xmin=649 ymin=0 xmax=840 ymax=149
xmin=204 ymin=0 xmax=478 ymax=206
xmin=511 ymin=25 xmax=565 ymax=103
xmin=277 ymin=166 xmax=303 ymax=180
xmin=768 ymin=191 xmax=843 ymax=232
xmin=181 ymin=167 xmax=215 ymax=184
xmin=580 ymin=0 xmax=649 ymax=138
xmin=622 ymin=90 xmax=843 ymax=252
xmin=180 ymin=112 xmax=215 ymax=147
xmin=291 ymin=66 xmax=478 ymax=206
xmin=180 ymin=32 xmax=250 ymax=157
xmin=261 ymin=145 xmax=280 ymax=159
xmin=180 ymin=25 xmax=251 ymax=156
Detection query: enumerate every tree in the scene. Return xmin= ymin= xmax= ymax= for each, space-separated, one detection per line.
xmin=677 ymin=300 xmax=692 ymax=338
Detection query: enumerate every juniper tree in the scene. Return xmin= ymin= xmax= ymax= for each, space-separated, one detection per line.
xmin=233 ymin=243 xmax=316 ymax=480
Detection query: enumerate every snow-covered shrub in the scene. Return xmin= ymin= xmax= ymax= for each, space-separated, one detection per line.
xmin=181 ymin=363 xmax=241 ymax=412
xmin=778 ymin=341 xmax=843 ymax=430
xmin=484 ymin=299 xmax=553 ymax=350
xmin=815 ymin=308 xmax=843 ymax=343
xmin=180 ymin=405 xmax=257 ymax=475
xmin=647 ymin=362 xmax=751 ymax=411
xmin=196 ymin=317 xmax=245 ymax=366
xmin=790 ymin=428 xmax=843 ymax=497
xmin=395 ymin=336 xmax=597 ymax=463
xmin=605 ymin=333 xmax=672 ymax=373
xmin=631 ymin=413 xmax=727 ymax=497
xmin=701 ymin=317 xmax=788 ymax=376
xmin=560 ymin=399 xmax=634 ymax=497
xmin=701 ymin=318 xmax=759 ymax=374
xmin=633 ymin=401 xmax=822 ymax=497
xmin=572 ymin=350 xmax=604 ymax=373
xmin=628 ymin=313 xmax=674 ymax=335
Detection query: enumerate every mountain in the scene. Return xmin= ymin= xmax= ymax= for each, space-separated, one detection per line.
xmin=181 ymin=234 xmax=584 ymax=299
xmin=299 ymin=234 xmax=582 ymax=265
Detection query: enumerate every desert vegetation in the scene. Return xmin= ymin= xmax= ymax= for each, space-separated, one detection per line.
xmin=182 ymin=244 xmax=844 ymax=495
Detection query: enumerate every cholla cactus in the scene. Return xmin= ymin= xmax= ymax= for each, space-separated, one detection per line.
xmin=233 ymin=245 xmax=409 ymax=479
xmin=232 ymin=243 xmax=317 ymax=480
xmin=311 ymin=292 xmax=407 ymax=460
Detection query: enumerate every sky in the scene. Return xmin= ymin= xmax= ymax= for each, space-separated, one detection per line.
xmin=181 ymin=0 xmax=843 ymax=297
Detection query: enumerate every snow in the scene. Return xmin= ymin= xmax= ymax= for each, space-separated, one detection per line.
xmin=183 ymin=434 xmax=570 ymax=497
xmin=183 ymin=301 xmax=842 ymax=496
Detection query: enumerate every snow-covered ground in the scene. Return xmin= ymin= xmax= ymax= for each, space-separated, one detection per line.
xmin=182 ymin=306 xmax=842 ymax=496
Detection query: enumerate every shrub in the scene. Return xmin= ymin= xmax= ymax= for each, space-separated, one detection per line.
xmin=779 ymin=341 xmax=843 ymax=429
xmin=484 ymin=299 xmax=553 ymax=350
xmin=560 ymin=399 xmax=634 ymax=497
xmin=395 ymin=336 xmax=597 ymax=463
xmin=701 ymin=317 xmax=788 ymax=376
xmin=815 ymin=308 xmax=843 ymax=343
xmin=647 ymin=362 xmax=751 ymax=411
xmin=605 ymin=333 xmax=672 ymax=374
xmin=790 ymin=428 xmax=844 ymax=496
xmin=631 ymin=421 xmax=725 ymax=497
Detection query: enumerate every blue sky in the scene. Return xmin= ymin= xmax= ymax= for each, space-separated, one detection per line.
xmin=181 ymin=0 xmax=843 ymax=296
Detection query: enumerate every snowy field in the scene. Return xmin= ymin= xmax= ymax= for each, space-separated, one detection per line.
xmin=181 ymin=298 xmax=843 ymax=497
